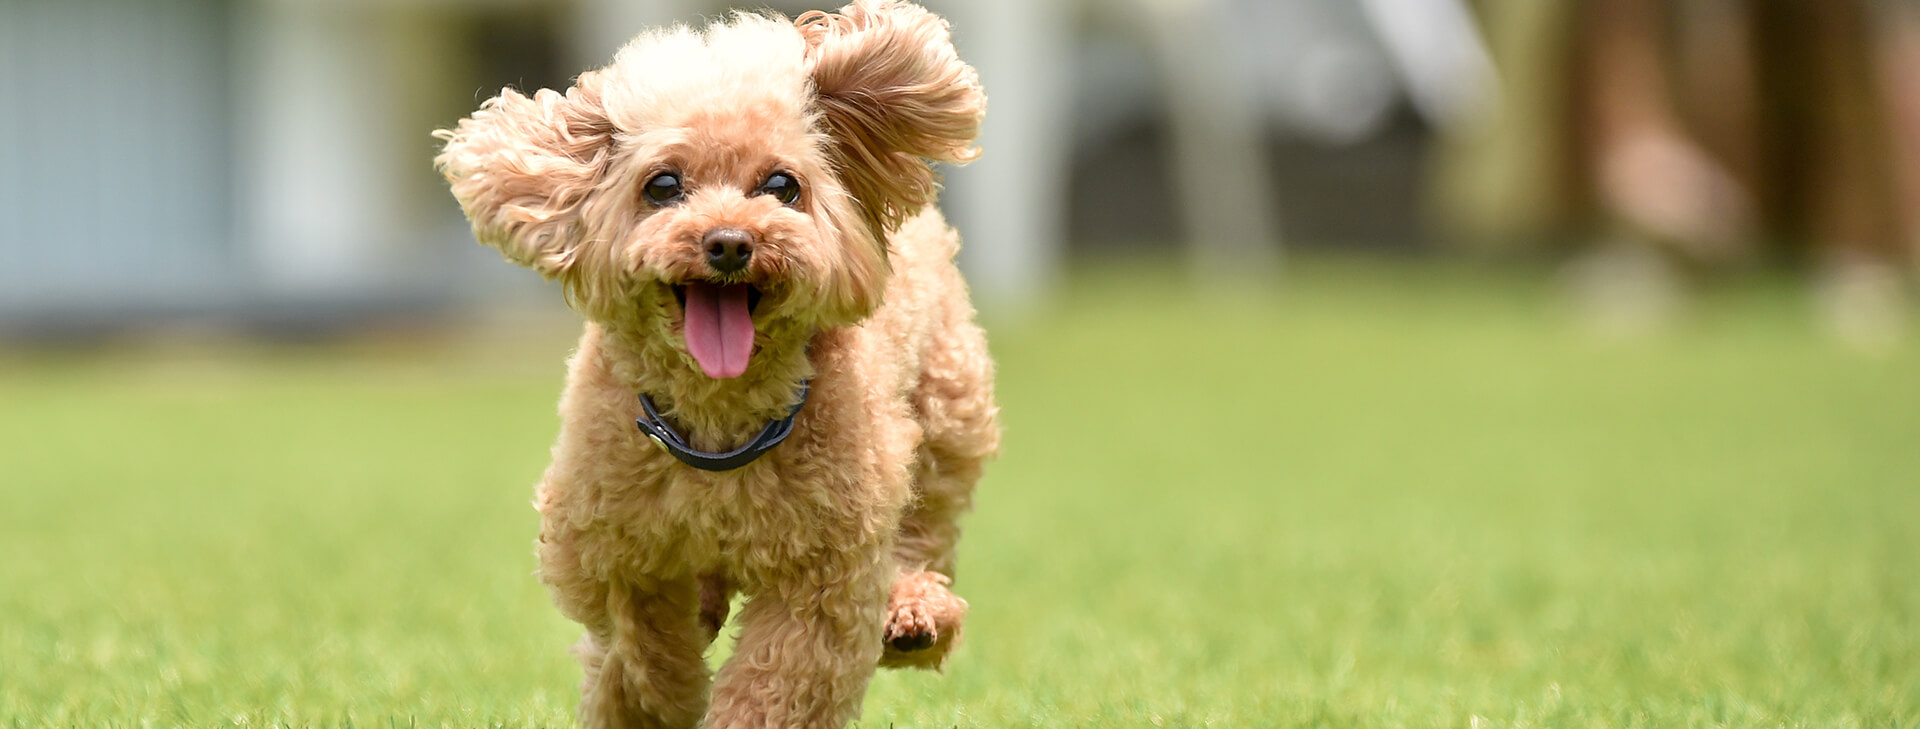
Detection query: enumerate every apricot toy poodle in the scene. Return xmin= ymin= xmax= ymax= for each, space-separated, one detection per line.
xmin=433 ymin=2 xmax=998 ymax=727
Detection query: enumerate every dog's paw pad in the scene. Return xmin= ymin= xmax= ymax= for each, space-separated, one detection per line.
xmin=885 ymin=600 xmax=937 ymax=651
xmin=887 ymin=628 xmax=937 ymax=652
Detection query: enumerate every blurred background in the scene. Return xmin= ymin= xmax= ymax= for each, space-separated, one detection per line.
xmin=4 ymin=0 xmax=1915 ymax=341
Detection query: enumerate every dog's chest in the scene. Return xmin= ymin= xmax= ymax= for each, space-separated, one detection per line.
xmin=606 ymin=442 xmax=860 ymax=575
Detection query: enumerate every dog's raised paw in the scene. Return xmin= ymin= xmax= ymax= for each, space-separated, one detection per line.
xmin=879 ymin=570 xmax=968 ymax=669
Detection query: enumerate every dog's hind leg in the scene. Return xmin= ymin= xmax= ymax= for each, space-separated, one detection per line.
xmin=697 ymin=571 xmax=732 ymax=644
xmin=883 ymin=315 xmax=999 ymax=669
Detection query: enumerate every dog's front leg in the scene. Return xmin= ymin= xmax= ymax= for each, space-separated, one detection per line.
xmin=570 ymin=577 xmax=711 ymax=729
xmin=704 ymin=556 xmax=891 ymax=729
xmin=539 ymin=492 xmax=712 ymax=729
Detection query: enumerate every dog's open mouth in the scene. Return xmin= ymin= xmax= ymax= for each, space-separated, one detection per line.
xmin=671 ymin=282 xmax=763 ymax=379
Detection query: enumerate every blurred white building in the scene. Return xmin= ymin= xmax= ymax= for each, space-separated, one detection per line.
xmin=1 ymin=0 xmax=491 ymax=334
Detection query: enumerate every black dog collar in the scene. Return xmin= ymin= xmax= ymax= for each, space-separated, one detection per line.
xmin=635 ymin=381 xmax=809 ymax=471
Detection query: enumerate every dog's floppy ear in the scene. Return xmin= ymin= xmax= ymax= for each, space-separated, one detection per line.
xmin=798 ymin=0 xmax=985 ymax=239
xmin=434 ymin=73 xmax=614 ymax=278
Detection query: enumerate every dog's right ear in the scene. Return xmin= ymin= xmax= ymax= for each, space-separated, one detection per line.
xmin=434 ymin=73 xmax=614 ymax=278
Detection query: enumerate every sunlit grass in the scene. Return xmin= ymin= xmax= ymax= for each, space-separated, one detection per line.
xmin=2 ymin=259 xmax=1916 ymax=727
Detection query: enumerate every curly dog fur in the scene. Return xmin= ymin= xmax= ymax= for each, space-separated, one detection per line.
xmin=433 ymin=2 xmax=997 ymax=727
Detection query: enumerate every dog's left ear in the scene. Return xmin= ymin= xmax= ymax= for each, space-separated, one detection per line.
xmin=798 ymin=1 xmax=985 ymax=240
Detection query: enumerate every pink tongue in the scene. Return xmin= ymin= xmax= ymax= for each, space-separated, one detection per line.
xmin=682 ymin=281 xmax=755 ymax=379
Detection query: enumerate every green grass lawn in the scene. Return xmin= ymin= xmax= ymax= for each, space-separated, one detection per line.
xmin=2 ymin=259 xmax=1916 ymax=728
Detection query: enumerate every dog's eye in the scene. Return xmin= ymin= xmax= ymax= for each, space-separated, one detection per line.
xmin=758 ymin=172 xmax=801 ymax=206
xmin=643 ymin=173 xmax=684 ymax=205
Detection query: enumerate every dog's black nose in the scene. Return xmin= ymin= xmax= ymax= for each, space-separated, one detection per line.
xmin=704 ymin=228 xmax=753 ymax=275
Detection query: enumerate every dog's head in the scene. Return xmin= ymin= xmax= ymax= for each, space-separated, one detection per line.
xmin=435 ymin=1 xmax=982 ymax=379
